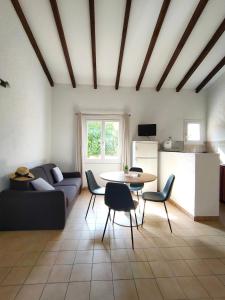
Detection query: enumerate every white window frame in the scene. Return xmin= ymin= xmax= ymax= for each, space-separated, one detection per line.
xmin=184 ymin=119 xmax=204 ymax=144
xmin=83 ymin=115 xmax=122 ymax=164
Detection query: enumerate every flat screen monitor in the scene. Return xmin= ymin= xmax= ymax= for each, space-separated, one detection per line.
xmin=138 ymin=124 xmax=156 ymax=136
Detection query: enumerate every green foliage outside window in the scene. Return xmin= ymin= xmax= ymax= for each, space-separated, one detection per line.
xmin=87 ymin=121 xmax=119 ymax=158
xmin=87 ymin=121 xmax=101 ymax=158
xmin=105 ymin=122 xmax=119 ymax=157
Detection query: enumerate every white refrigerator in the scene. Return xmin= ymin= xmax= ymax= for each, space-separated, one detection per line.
xmin=132 ymin=141 xmax=158 ymax=192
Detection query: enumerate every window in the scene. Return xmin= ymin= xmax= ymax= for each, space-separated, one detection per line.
xmin=84 ymin=116 xmax=122 ymax=163
xmin=184 ymin=120 xmax=203 ymax=144
xmin=87 ymin=120 xmax=102 ymax=159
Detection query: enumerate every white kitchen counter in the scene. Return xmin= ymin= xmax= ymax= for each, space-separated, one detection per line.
xmin=159 ymin=152 xmax=220 ymax=219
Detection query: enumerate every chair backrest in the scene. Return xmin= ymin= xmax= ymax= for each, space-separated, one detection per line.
xmin=129 ymin=167 xmax=143 ymax=173
xmin=162 ymin=174 xmax=175 ymax=200
xmin=105 ymin=182 xmax=135 ymax=212
xmin=129 ymin=167 xmax=144 ymax=188
xmin=85 ymin=170 xmax=99 ymax=193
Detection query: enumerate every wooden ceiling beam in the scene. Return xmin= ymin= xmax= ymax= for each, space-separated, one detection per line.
xmin=176 ymin=18 xmax=225 ymax=92
xmin=11 ymin=0 xmax=54 ymax=87
xmin=49 ymin=0 xmax=76 ymax=88
xmin=195 ymin=56 xmax=225 ymax=92
xmin=156 ymin=0 xmax=208 ymax=91
xmin=115 ymin=0 xmax=132 ymax=90
xmin=136 ymin=0 xmax=171 ymax=91
xmin=89 ymin=0 xmax=97 ymax=89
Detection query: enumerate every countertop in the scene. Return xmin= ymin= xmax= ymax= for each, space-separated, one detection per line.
xmin=159 ymin=150 xmax=215 ymax=154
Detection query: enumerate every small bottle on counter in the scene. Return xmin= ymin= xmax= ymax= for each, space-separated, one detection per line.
xmin=163 ymin=137 xmax=173 ymax=150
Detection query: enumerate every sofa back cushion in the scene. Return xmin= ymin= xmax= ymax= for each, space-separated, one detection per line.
xmin=31 ymin=167 xmax=49 ymax=182
xmin=41 ymin=164 xmax=56 ymax=184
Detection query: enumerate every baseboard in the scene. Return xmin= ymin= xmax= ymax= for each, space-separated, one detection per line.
xmin=168 ymin=199 xmax=194 ymax=219
xmin=194 ymin=216 xmax=219 ymax=222
xmin=168 ymin=199 xmax=219 ymax=222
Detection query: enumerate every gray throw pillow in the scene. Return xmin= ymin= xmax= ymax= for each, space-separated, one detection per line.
xmin=52 ymin=167 xmax=64 ymax=183
xmin=31 ymin=178 xmax=55 ymax=191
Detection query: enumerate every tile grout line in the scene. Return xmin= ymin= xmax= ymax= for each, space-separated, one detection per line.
xmin=109 ymin=235 xmax=116 ymax=300
xmin=63 ymin=282 xmax=69 ymax=300
xmin=4 ymin=250 xmax=44 ymax=299
xmin=89 ymin=245 xmax=94 ymax=300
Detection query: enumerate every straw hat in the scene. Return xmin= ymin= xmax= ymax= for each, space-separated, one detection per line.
xmin=10 ymin=166 xmax=34 ymax=181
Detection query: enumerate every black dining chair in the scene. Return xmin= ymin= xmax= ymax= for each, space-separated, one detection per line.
xmin=141 ymin=174 xmax=175 ymax=233
xmin=85 ymin=170 xmax=105 ymax=219
xmin=102 ymin=182 xmax=139 ymax=249
xmin=129 ymin=167 xmax=144 ymax=202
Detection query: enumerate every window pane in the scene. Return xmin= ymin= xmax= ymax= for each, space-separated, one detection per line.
xmin=104 ymin=121 xmax=119 ymax=159
xmin=187 ymin=123 xmax=200 ymax=141
xmin=87 ymin=121 xmax=102 ymax=159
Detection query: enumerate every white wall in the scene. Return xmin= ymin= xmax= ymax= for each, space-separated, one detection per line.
xmin=159 ymin=152 xmax=219 ymax=218
xmin=195 ymin=153 xmax=219 ymax=217
xmin=0 ymin=0 xmax=52 ymax=191
xmin=52 ymin=84 xmax=206 ymax=172
xmin=159 ymin=152 xmax=196 ymax=216
xmin=206 ymin=73 xmax=225 ymax=163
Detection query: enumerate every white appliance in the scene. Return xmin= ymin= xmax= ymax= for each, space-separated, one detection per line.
xmin=132 ymin=141 xmax=158 ymax=192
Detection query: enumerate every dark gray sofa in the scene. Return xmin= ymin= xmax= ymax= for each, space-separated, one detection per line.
xmin=0 ymin=163 xmax=82 ymax=230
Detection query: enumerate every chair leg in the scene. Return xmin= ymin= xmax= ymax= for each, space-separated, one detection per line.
xmin=142 ymin=200 xmax=146 ymax=225
xmin=164 ymin=202 xmax=172 ymax=233
xmin=85 ymin=194 xmax=93 ymax=219
xmin=113 ymin=211 xmax=115 ymax=224
xmin=137 ymin=191 xmax=142 ymax=213
xmin=129 ymin=212 xmax=134 ymax=249
xmin=102 ymin=208 xmax=111 ymax=241
xmin=134 ymin=211 xmax=139 ymax=230
xmin=92 ymin=195 xmax=96 ymax=209
xmin=137 ymin=191 xmax=140 ymax=202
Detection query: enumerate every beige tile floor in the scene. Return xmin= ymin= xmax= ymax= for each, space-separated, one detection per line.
xmin=1 ymin=190 xmax=225 ymax=299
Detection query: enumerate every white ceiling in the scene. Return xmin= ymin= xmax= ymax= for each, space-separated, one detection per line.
xmin=18 ymin=0 xmax=225 ymax=90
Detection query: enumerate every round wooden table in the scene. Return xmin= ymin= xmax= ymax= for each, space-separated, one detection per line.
xmin=100 ymin=171 xmax=157 ymax=227
xmin=100 ymin=171 xmax=156 ymax=184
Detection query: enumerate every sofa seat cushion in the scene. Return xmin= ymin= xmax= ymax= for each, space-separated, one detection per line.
xmin=55 ymin=185 xmax=78 ymax=206
xmin=54 ymin=178 xmax=82 ymax=188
